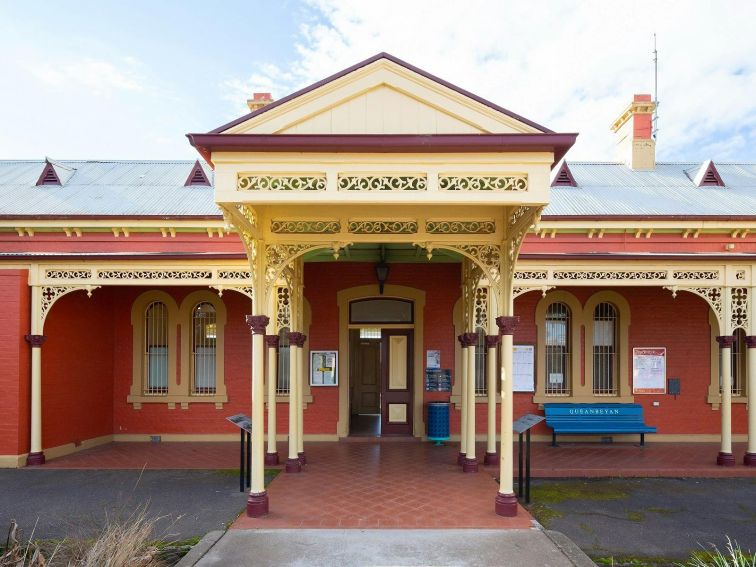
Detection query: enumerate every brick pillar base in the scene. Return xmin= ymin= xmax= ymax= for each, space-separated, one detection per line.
xmin=494 ymin=492 xmax=518 ymax=517
xmin=246 ymin=491 xmax=269 ymax=517
xmin=483 ymin=452 xmax=498 ymax=466
xmin=26 ymin=452 xmax=45 ymax=466
xmin=285 ymin=458 xmax=302 ymax=473
xmin=264 ymin=452 xmax=279 ymax=466
xmin=717 ymin=452 xmax=735 ymax=466
xmin=745 ymin=453 xmax=756 ymax=466
xmin=462 ymin=457 xmax=479 ymax=473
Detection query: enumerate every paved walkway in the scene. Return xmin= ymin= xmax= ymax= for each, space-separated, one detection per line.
xmin=42 ymin=439 xmax=756 ymax=478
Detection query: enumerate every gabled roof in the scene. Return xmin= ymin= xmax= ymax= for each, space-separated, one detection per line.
xmin=210 ymin=53 xmax=553 ymax=135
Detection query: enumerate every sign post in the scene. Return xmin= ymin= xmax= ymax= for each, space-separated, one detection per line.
xmin=512 ymin=413 xmax=545 ymax=504
xmin=226 ymin=413 xmax=252 ymax=492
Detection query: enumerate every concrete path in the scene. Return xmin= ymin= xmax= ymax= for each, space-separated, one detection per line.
xmin=193 ymin=528 xmax=594 ymax=567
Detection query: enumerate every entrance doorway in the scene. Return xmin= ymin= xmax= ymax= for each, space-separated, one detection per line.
xmin=347 ymin=298 xmax=414 ymax=437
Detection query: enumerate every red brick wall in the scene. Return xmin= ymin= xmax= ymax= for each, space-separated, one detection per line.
xmin=0 ymin=270 xmax=30 ymax=456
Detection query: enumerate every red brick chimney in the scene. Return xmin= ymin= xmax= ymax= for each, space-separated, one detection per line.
xmin=610 ymin=94 xmax=657 ymax=170
xmin=246 ymin=92 xmax=273 ymax=112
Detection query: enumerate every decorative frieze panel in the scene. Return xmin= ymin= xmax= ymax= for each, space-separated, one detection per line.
xmin=553 ymin=270 xmax=667 ymax=281
xmin=338 ymin=175 xmax=426 ymax=191
xmin=348 ymin=220 xmax=418 ymax=234
xmin=237 ymin=174 xmax=326 ymax=191
xmin=513 ymin=270 xmax=548 ymax=280
xmin=673 ymin=270 xmax=719 ymax=280
xmin=731 ymin=288 xmax=749 ymax=331
xmin=270 ymin=220 xmax=341 ymax=234
xmin=217 ymin=270 xmax=252 ymax=280
xmin=474 ymin=286 xmax=488 ymax=330
xmin=276 ymin=286 xmax=291 ymax=331
xmin=97 ymin=269 xmax=212 ymax=281
xmin=439 ymin=174 xmax=528 ymax=192
xmin=45 ymin=269 xmax=93 ymax=280
xmin=425 ymin=220 xmax=495 ymax=234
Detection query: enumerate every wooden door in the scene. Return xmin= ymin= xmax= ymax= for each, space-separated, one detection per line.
xmin=351 ymin=338 xmax=381 ymax=414
xmin=380 ymin=329 xmax=413 ymax=435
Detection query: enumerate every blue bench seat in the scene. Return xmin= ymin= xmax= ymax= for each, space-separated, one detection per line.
xmin=544 ymin=403 xmax=656 ymax=447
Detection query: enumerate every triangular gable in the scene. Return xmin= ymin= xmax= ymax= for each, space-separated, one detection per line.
xmin=185 ymin=160 xmax=211 ymax=186
xmin=35 ymin=158 xmax=76 ymax=186
xmin=551 ymin=162 xmax=577 ymax=187
xmin=213 ymin=53 xmax=551 ymax=136
xmin=694 ymin=160 xmax=724 ymax=187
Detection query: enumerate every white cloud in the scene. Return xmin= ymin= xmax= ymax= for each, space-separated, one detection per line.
xmin=31 ymin=57 xmax=145 ymax=96
xmin=231 ymin=0 xmax=756 ymax=162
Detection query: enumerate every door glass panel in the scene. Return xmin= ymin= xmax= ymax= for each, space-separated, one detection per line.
xmin=388 ymin=335 xmax=408 ymax=389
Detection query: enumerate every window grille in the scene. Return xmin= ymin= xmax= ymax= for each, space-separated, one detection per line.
xmin=474 ymin=327 xmax=487 ymax=396
xmin=592 ymin=302 xmax=618 ymax=396
xmin=359 ymin=327 xmax=382 ymax=339
xmin=192 ymin=302 xmax=217 ymax=395
xmin=724 ymin=329 xmax=746 ymax=396
xmin=545 ymin=302 xmax=571 ymax=395
xmin=144 ymin=301 xmax=168 ymax=395
xmin=277 ymin=327 xmax=290 ymax=395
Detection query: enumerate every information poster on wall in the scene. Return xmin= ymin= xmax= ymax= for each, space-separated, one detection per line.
xmin=426 ymin=350 xmax=441 ymax=369
xmin=425 ymin=369 xmax=452 ymax=392
xmin=633 ymin=347 xmax=666 ymax=394
xmin=513 ymin=345 xmax=535 ymax=392
xmin=310 ymin=350 xmax=338 ymax=386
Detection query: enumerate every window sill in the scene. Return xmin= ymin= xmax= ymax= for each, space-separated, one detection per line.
xmin=533 ymin=394 xmax=635 ymax=405
xmin=707 ymin=395 xmax=748 ymax=409
xmin=128 ymin=394 xmax=228 ymax=410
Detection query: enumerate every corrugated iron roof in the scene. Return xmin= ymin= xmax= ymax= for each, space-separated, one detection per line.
xmin=0 ymin=159 xmax=754 ymax=218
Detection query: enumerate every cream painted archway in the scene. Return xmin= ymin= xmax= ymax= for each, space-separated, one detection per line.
xmin=336 ymin=284 xmax=426 ymax=438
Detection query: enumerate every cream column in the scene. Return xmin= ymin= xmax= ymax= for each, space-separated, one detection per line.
xmin=457 ymin=334 xmax=468 ymax=466
xmin=285 ymin=332 xmax=303 ymax=473
xmin=245 ymin=315 xmax=270 ymax=517
xmin=296 ymin=334 xmax=307 ymax=464
xmin=264 ymin=335 xmax=279 ymax=466
xmin=745 ymin=335 xmax=756 ymax=466
xmin=463 ymin=332 xmax=479 ymax=472
xmin=495 ymin=315 xmax=519 ymax=516
xmin=484 ymin=335 xmax=500 ymax=466
xmin=716 ymin=334 xmax=736 ymax=466
xmin=25 ymin=332 xmax=47 ymax=466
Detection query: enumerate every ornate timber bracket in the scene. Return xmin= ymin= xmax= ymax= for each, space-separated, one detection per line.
xmin=38 ymin=285 xmax=100 ymax=326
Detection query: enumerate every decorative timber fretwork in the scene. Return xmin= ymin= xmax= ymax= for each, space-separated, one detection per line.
xmin=474 ymin=286 xmax=489 ymax=330
xmin=264 ymin=243 xmax=324 ymax=295
xmin=270 ymin=220 xmax=341 ymax=234
xmin=276 ymin=286 xmax=291 ymax=331
xmin=439 ymin=174 xmax=528 ymax=192
xmin=731 ymin=288 xmax=749 ymax=331
xmin=98 ymin=269 xmax=213 ymax=280
xmin=45 ymin=269 xmax=92 ymax=280
xmin=217 ymin=270 xmax=252 ymax=280
xmin=347 ymin=220 xmax=418 ymax=234
xmin=506 ymin=206 xmax=542 ymax=282
xmin=553 ymin=270 xmax=667 ymax=281
xmin=237 ymin=174 xmax=326 ymax=192
xmin=425 ymin=220 xmax=496 ymax=234
xmin=673 ymin=270 xmax=719 ymax=280
xmin=337 ymin=174 xmax=426 ymax=191
xmin=665 ymin=286 xmax=723 ymax=323
xmin=40 ymin=285 xmax=99 ymax=323
xmin=513 ymin=270 xmax=548 ymax=280
xmin=461 ymin=259 xmax=484 ymax=330
xmin=211 ymin=285 xmax=254 ymax=300
xmin=513 ymin=286 xmax=554 ymax=299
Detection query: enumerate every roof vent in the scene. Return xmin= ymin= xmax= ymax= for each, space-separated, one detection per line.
xmin=693 ymin=160 xmax=724 ymax=187
xmin=185 ymin=160 xmax=211 ymax=186
xmin=35 ymin=159 xmax=62 ymax=186
xmin=551 ymin=162 xmax=577 ymax=187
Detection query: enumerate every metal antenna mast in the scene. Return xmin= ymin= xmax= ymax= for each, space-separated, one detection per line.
xmin=652 ymin=33 xmax=659 ymax=140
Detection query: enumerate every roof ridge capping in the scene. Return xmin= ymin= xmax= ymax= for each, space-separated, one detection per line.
xmin=685 ymin=160 xmax=725 ymax=187
xmin=207 ymin=52 xmax=555 ymax=135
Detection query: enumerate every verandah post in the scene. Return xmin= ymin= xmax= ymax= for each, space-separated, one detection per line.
xmin=495 ymin=315 xmax=519 ymax=516
xmin=484 ymin=335 xmax=500 ymax=465
xmin=265 ymin=334 xmax=279 ymax=465
xmin=245 ymin=314 xmax=270 ymax=516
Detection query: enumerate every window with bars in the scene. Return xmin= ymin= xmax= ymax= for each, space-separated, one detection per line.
xmin=545 ymin=302 xmax=571 ymax=395
xmin=474 ymin=327 xmax=487 ymax=396
xmin=144 ymin=301 xmax=169 ymax=395
xmin=723 ymin=329 xmax=747 ymax=396
xmin=277 ymin=327 xmax=291 ymax=395
xmin=191 ymin=302 xmax=217 ymax=395
xmin=592 ymin=302 xmax=618 ymax=396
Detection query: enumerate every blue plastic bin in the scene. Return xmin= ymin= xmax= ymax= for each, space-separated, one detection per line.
xmin=427 ymin=402 xmax=450 ymax=445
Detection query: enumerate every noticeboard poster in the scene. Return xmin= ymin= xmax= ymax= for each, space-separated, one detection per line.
xmin=310 ymin=350 xmax=338 ymax=386
xmin=513 ymin=345 xmax=535 ymax=392
xmin=633 ymin=347 xmax=666 ymax=394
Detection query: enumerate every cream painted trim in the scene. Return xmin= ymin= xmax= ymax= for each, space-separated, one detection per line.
xmin=336 ymin=284 xmax=425 ymax=438
xmin=43 ymin=434 xmax=114 ymax=461
xmin=0 ymin=454 xmax=28 ymax=468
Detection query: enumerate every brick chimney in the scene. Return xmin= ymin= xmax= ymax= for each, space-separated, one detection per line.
xmin=610 ymin=94 xmax=657 ymax=170
xmin=246 ymin=92 xmax=273 ymax=112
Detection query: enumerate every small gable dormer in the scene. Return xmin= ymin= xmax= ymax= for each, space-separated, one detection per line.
xmin=551 ymin=162 xmax=577 ymax=187
xmin=35 ymin=158 xmax=76 ymax=186
xmin=185 ymin=160 xmax=211 ymax=186
xmin=693 ymin=160 xmax=724 ymax=187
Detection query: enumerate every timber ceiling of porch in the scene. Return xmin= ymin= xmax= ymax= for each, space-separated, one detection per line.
xmin=303 ymin=243 xmax=462 ymax=263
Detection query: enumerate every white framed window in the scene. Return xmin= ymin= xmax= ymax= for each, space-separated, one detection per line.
xmin=474 ymin=327 xmax=487 ymax=396
xmin=192 ymin=302 xmax=217 ymax=395
xmin=545 ymin=302 xmax=571 ymax=395
xmin=592 ymin=302 xmax=618 ymax=396
xmin=144 ymin=301 xmax=169 ymax=395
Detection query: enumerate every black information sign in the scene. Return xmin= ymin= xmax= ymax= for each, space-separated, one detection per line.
xmin=512 ymin=413 xmax=545 ymax=434
xmin=226 ymin=414 xmax=251 ymax=492
xmin=226 ymin=413 xmax=251 ymax=433
xmin=425 ymin=369 xmax=452 ymax=392
xmin=513 ymin=413 xmax=545 ymax=505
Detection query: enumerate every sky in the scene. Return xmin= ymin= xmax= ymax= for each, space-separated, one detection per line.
xmin=1 ymin=0 xmax=755 ymax=163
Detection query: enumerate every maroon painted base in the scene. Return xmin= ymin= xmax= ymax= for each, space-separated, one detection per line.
xmin=462 ymin=457 xmax=479 ymax=473
xmin=246 ymin=491 xmax=269 ymax=517
xmin=483 ymin=452 xmax=498 ymax=466
xmin=298 ymin=451 xmax=307 ymax=465
xmin=717 ymin=451 xmax=736 ymax=466
xmin=744 ymin=452 xmax=756 ymax=466
xmin=457 ymin=451 xmax=466 ymax=466
xmin=26 ymin=452 xmax=45 ymax=466
xmin=494 ymin=492 xmax=518 ymax=517
xmin=285 ymin=458 xmax=302 ymax=473
xmin=264 ymin=452 xmax=279 ymax=466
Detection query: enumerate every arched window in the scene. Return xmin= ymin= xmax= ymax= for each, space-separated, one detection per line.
xmin=474 ymin=327 xmax=487 ymax=396
xmin=277 ymin=327 xmax=291 ymax=395
xmin=730 ymin=329 xmax=746 ymax=396
xmin=144 ymin=301 xmax=169 ymax=395
xmin=593 ymin=302 xmax=618 ymax=395
xmin=192 ymin=302 xmax=217 ymax=395
xmin=545 ymin=302 xmax=571 ymax=395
